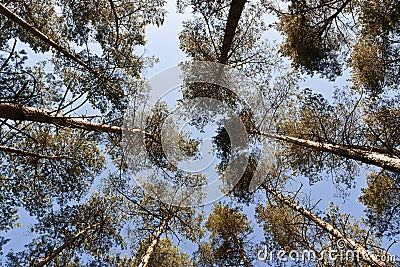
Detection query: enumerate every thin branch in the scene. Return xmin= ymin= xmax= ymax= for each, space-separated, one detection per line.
xmin=108 ymin=0 xmax=120 ymax=49
xmin=0 ymin=145 xmax=72 ymax=160
xmin=0 ymin=38 xmax=17 ymax=71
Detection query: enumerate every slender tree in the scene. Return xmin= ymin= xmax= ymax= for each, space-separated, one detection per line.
xmin=259 ymin=184 xmax=389 ymax=267
xmin=138 ymin=216 xmax=169 ymax=267
xmin=255 ymin=131 xmax=400 ymax=173
xmin=5 ymin=192 xmax=126 ymax=266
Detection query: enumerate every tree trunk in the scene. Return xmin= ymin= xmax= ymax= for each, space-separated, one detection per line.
xmin=0 ymin=103 xmax=147 ymax=135
xmin=262 ymin=185 xmax=387 ymax=267
xmin=138 ymin=217 xmax=168 ymax=267
xmin=219 ymin=0 xmax=247 ymax=65
xmin=34 ymin=222 xmax=103 ymax=267
xmin=0 ymin=3 xmax=95 ymax=74
xmin=257 ymin=131 xmax=400 ymax=173
xmin=3 ymin=103 xmax=399 ymax=173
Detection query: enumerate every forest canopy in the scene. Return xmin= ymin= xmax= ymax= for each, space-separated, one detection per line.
xmin=0 ymin=0 xmax=399 ymax=266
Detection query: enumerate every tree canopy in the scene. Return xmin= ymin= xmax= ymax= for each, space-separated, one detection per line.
xmin=0 ymin=0 xmax=399 ymax=266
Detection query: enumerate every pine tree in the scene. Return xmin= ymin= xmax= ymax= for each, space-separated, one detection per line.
xmin=196 ymin=203 xmax=253 ymax=266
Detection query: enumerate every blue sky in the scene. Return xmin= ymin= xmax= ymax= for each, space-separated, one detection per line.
xmin=139 ymin=0 xmax=399 ymax=265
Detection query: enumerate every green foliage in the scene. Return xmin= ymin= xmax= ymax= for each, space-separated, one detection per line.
xmin=273 ymin=0 xmax=348 ymax=80
xmin=360 ymin=171 xmax=400 ymax=237
xmin=277 ymin=12 xmax=342 ymax=80
xmin=0 ymin=1 xmax=168 ymax=264
xmin=1 ymin=0 xmax=400 ymax=266
xmin=363 ymin=97 xmax=400 ymax=156
xmin=196 ymin=203 xmax=253 ymax=266
xmin=257 ymin=194 xmax=386 ymax=267
xmin=351 ymin=0 xmax=400 ymax=95
xmin=5 ymin=192 xmax=126 ymax=266
xmin=0 ymin=126 xmax=105 ymax=233
xmin=116 ymin=185 xmax=204 ymax=246
xmin=0 ymin=48 xmax=39 ymax=106
xmin=273 ymin=0 xmax=400 ymax=93
xmin=278 ymin=89 xmax=362 ymax=190
xmin=179 ymin=1 xmax=274 ymax=77
xmin=1 ymin=0 xmax=166 ymax=118
xmin=257 ymin=202 xmax=307 ymax=252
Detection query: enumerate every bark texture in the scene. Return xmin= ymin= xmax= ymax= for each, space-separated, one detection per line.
xmin=0 ymin=103 xmax=145 ymax=135
xmin=138 ymin=217 xmax=168 ymax=267
xmin=219 ymin=0 xmax=247 ymax=65
xmin=258 ymin=131 xmax=400 ymax=173
xmin=234 ymin=234 xmax=250 ymax=267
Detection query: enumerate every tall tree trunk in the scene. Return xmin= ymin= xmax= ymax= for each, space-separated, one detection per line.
xmin=219 ymin=0 xmax=247 ymax=65
xmin=214 ymin=0 xmax=247 ymax=82
xmin=0 ymin=103 xmax=148 ymax=135
xmin=257 ymin=131 xmax=400 ymax=173
xmin=262 ymin=184 xmax=387 ymax=267
xmin=138 ymin=217 xmax=168 ymax=267
xmin=34 ymin=222 xmax=103 ymax=267
xmin=0 ymin=3 xmax=95 ymax=74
